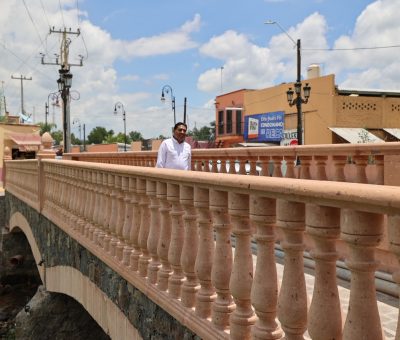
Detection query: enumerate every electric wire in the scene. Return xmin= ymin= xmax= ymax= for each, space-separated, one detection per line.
xmin=59 ymin=0 xmax=66 ymax=28
xmin=22 ymin=0 xmax=46 ymax=50
xmin=39 ymin=0 xmax=51 ymax=28
xmin=303 ymin=44 xmax=400 ymax=51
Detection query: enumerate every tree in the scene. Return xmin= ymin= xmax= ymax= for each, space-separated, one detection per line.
xmin=71 ymin=133 xmax=82 ymax=145
xmin=37 ymin=121 xmax=57 ymax=135
xmin=129 ymin=130 xmax=143 ymax=141
xmin=87 ymin=126 xmax=113 ymax=144
xmin=189 ymin=121 xmax=215 ymax=141
xmin=51 ymin=130 xmax=63 ymax=145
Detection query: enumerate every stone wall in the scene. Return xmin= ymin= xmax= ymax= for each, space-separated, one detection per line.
xmin=5 ymin=193 xmax=200 ymax=340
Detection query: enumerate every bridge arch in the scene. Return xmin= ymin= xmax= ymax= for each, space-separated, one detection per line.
xmin=8 ymin=212 xmax=140 ymax=340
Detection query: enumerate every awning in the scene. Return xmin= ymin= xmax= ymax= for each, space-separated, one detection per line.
xmin=329 ymin=127 xmax=384 ymax=144
xmin=383 ymin=128 xmax=400 ymax=140
xmin=8 ymin=132 xmax=41 ymax=152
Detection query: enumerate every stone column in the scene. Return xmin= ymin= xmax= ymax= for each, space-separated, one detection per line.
xmin=250 ymin=196 xmax=282 ymax=340
xmin=299 ymin=156 xmax=312 ymax=179
xmin=147 ymin=180 xmax=161 ymax=284
xmin=271 ymin=156 xmax=283 ymax=177
xmin=313 ymin=155 xmax=328 ymax=180
xmin=353 ymin=155 xmax=369 ymax=183
xmin=156 ymin=181 xmax=172 ymax=291
xmin=332 ymin=155 xmax=347 ymax=182
xmin=276 ymin=199 xmax=307 ymax=339
xmin=180 ymin=185 xmax=200 ymax=308
xmin=138 ymin=178 xmax=151 ymax=277
xmin=167 ymin=183 xmax=185 ymax=299
xmin=121 ymin=177 xmax=135 ymax=266
xmin=210 ymin=189 xmax=234 ymax=330
xmin=194 ymin=186 xmax=216 ymax=318
xmin=341 ymin=209 xmax=384 ymax=339
xmin=129 ymin=177 xmax=142 ymax=272
xmin=306 ymin=204 xmax=342 ymax=340
xmin=229 ymin=192 xmax=256 ymax=340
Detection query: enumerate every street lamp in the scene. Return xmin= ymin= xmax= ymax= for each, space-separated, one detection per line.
xmin=265 ymin=20 xmax=311 ymax=145
xmin=161 ymin=85 xmax=176 ymax=126
xmin=45 ymin=92 xmax=60 ymax=131
xmin=57 ymin=66 xmax=73 ymax=153
xmin=113 ymin=102 xmax=127 ymax=152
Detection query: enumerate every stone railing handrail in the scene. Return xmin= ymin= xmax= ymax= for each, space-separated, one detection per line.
xmin=63 ymin=141 xmax=400 ymax=184
xmin=5 ymin=159 xmax=400 ymax=339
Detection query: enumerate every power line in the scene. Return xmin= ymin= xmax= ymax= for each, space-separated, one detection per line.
xmin=39 ymin=0 xmax=51 ymax=28
xmin=303 ymin=44 xmax=400 ymax=52
xmin=59 ymin=0 xmax=66 ymax=27
xmin=22 ymin=0 xmax=46 ymax=50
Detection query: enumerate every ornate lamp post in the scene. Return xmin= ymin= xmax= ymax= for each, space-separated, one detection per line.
xmin=161 ymin=85 xmax=176 ymax=126
xmin=57 ymin=66 xmax=73 ymax=153
xmin=45 ymin=91 xmax=60 ymax=131
xmin=265 ymin=20 xmax=311 ymax=145
xmin=113 ymin=102 xmax=127 ymax=152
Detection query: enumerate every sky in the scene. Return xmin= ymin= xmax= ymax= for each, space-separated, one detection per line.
xmin=0 ymin=0 xmax=399 ymax=139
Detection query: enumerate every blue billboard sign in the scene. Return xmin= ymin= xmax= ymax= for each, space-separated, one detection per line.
xmin=244 ymin=111 xmax=284 ymax=142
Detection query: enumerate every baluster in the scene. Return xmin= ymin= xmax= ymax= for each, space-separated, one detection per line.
xmin=313 ymin=155 xmax=328 ymax=180
xmin=332 ymin=155 xmax=347 ymax=182
xmin=229 ymin=192 xmax=256 ymax=339
xmin=353 ymin=155 xmax=369 ymax=183
xmin=138 ymin=178 xmax=151 ymax=277
xmin=110 ymin=175 xmax=122 ymax=256
xmin=129 ymin=177 xmax=142 ymax=272
xmin=92 ymin=172 xmax=105 ymax=245
xmin=180 ymin=185 xmax=200 ymax=308
xmin=276 ymin=199 xmax=307 ymax=339
xmin=228 ymin=159 xmax=236 ymax=174
xmin=156 ymin=181 xmax=172 ymax=290
xmin=341 ymin=209 xmax=384 ymax=339
xmin=87 ymin=171 xmax=98 ymax=240
xmin=115 ymin=176 xmax=128 ymax=261
xmin=105 ymin=174 xmax=117 ymax=254
xmin=210 ymin=189 xmax=235 ymax=330
xmin=101 ymin=173 xmax=112 ymax=251
xmin=284 ymin=156 xmax=296 ymax=178
xmin=209 ymin=158 xmax=215 ymax=173
xmin=97 ymin=173 xmax=109 ymax=248
xmin=271 ymin=156 xmax=283 ymax=177
xmin=299 ymin=156 xmax=312 ymax=179
xmin=78 ymin=169 xmax=89 ymax=235
xmin=122 ymin=177 xmax=135 ymax=266
xmin=220 ymin=158 xmax=227 ymax=174
xmin=203 ymin=159 xmax=209 ymax=172
xmin=306 ymin=204 xmax=342 ymax=339
xmin=248 ymin=157 xmax=258 ymax=175
xmin=238 ymin=158 xmax=246 ymax=175
xmin=259 ymin=156 xmax=270 ymax=176
xmin=250 ymin=196 xmax=282 ymax=339
xmin=194 ymin=186 xmax=216 ymax=318
xmin=374 ymin=155 xmax=384 ymax=185
xmin=147 ymin=180 xmax=161 ymax=284
xmin=387 ymin=214 xmax=400 ymax=340
xmin=167 ymin=183 xmax=185 ymax=298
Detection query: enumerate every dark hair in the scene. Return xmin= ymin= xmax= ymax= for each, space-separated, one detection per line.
xmin=174 ymin=122 xmax=187 ymax=130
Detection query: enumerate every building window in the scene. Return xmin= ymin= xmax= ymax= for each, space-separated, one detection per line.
xmin=226 ymin=110 xmax=232 ymax=134
xmin=236 ymin=110 xmax=242 ymax=135
xmin=218 ymin=110 xmax=224 ymax=135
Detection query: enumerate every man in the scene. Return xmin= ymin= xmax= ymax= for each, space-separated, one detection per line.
xmin=156 ymin=122 xmax=191 ymax=170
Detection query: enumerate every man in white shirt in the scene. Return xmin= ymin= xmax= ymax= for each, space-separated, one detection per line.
xmin=156 ymin=122 xmax=191 ymax=170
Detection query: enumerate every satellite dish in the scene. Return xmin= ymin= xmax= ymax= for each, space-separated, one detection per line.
xmin=18 ymin=112 xmax=32 ymax=123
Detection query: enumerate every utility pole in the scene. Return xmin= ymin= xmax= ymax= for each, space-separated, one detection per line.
xmin=41 ymin=27 xmax=83 ymax=153
xmin=0 ymin=81 xmax=6 ymax=115
xmin=11 ymin=74 xmax=32 ymax=114
xmin=183 ymin=97 xmax=187 ymax=124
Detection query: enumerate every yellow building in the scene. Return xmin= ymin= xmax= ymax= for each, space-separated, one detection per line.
xmin=215 ymin=71 xmax=400 ymax=147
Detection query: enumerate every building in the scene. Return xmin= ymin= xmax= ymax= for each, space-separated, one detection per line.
xmin=215 ymin=69 xmax=400 ymax=147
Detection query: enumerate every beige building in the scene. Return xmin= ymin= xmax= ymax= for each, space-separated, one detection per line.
xmin=215 ymin=71 xmax=400 ymax=147
xmin=0 ymin=118 xmax=41 ymax=182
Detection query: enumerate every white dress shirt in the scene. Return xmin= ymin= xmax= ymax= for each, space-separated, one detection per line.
xmin=156 ymin=137 xmax=191 ymax=170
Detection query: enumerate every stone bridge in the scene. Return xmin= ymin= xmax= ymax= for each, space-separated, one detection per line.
xmin=2 ymin=143 xmax=400 ymax=339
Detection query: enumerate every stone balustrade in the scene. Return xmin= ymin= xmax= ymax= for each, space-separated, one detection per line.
xmin=5 ymin=158 xmax=400 ymax=339
xmin=64 ymin=142 xmax=400 ymax=185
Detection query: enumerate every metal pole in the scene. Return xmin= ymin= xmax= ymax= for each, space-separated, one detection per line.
xmin=296 ymin=39 xmax=303 ymax=146
xmin=123 ymin=110 xmax=127 ymax=152
xmin=45 ymin=102 xmax=48 ymax=128
xmin=172 ymin=96 xmax=176 ymax=125
xmin=83 ymin=124 xmax=86 ymax=151
xmin=183 ymin=97 xmax=187 ymax=124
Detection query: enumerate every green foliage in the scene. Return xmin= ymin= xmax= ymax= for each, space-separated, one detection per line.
xmin=37 ymin=121 xmax=57 ymax=135
xmin=51 ymin=130 xmax=63 ymax=145
xmin=188 ymin=121 xmax=215 ymax=141
xmin=129 ymin=130 xmax=143 ymax=141
xmin=87 ymin=126 xmax=114 ymax=144
xmin=71 ymin=133 xmax=82 ymax=145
